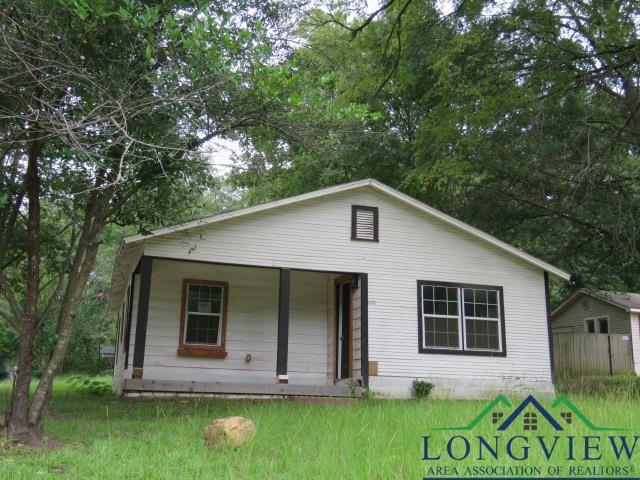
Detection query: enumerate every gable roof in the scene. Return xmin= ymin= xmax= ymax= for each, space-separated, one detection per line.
xmin=120 ymin=178 xmax=570 ymax=281
xmin=552 ymin=289 xmax=640 ymax=318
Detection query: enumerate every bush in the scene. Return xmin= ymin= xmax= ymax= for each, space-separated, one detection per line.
xmin=66 ymin=375 xmax=112 ymax=396
xmin=411 ymin=380 xmax=434 ymax=399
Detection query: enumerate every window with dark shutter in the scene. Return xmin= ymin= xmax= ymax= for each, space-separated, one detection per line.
xmin=351 ymin=205 xmax=379 ymax=241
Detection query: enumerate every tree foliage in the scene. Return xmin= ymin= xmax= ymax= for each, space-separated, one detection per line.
xmin=0 ymin=0 xmax=301 ymax=443
xmin=232 ymin=0 xmax=640 ymax=293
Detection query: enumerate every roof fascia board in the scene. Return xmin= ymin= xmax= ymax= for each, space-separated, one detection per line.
xmin=121 ymin=178 xmax=570 ymax=281
xmin=368 ymin=180 xmax=570 ymax=281
xmin=122 ymin=179 xmax=373 ymax=244
xmin=553 ymin=289 xmax=632 ymax=318
xmin=551 ymin=291 xmax=584 ymax=319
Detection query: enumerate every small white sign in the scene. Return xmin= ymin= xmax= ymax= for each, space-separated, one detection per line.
xmin=622 ymin=335 xmax=630 ymax=341
xmin=198 ymin=301 xmax=210 ymax=313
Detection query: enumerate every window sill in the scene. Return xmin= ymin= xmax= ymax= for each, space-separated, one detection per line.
xmin=177 ymin=346 xmax=227 ymax=358
xmin=418 ymin=347 xmax=506 ymax=357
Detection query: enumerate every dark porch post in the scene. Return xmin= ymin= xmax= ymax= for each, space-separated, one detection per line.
xmin=132 ymin=256 xmax=152 ymax=379
xmin=544 ymin=272 xmax=555 ymax=377
xmin=360 ymin=273 xmax=369 ymax=388
xmin=276 ymin=268 xmax=290 ymax=384
xmin=124 ymin=268 xmax=137 ymax=369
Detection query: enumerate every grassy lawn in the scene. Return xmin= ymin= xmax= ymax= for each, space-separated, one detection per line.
xmin=1 ymin=377 xmax=639 ymax=479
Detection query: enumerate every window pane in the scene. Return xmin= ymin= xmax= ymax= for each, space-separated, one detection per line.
xmin=598 ymin=319 xmax=609 ymax=334
xmin=423 ymin=300 xmax=434 ymax=315
xmin=434 ymin=287 xmax=447 ymax=301
xmin=487 ymin=290 xmax=497 ymax=305
xmin=185 ymin=314 xmax=220 ymax=345
xmin=423 ymin=285 xmax=434 ymax=301
xmin=188 ymin=297 xmax=199 ymax=312
xmin=464 ymin=303 xmax=474 ymax=317
xmin=435 ymin=301 xmax=448 ymax=315
xmin=434 ymin=317 xmax=447 ymax=331
xmin=424 ymin=316 xmax=459 ymax=348
xmin=210 ymin=288 xmax=222 ymax=301
xmin=463 ymin=288 xmax=499 ymax=319
xmin=464 ymin=289 xmax=474 ymax=303
xmin=447 ymin=301 xmax=458 ymax=316
xmin=187 ymin=284 xmax=223 ymax=314
xmin=465 ymin=318 xmax=499 ymax=351
xmin=476 ymin=304 xmax=488 ymax=318
xmin=475 ymin=289 xmax=487 ymax=304
xmin=447 ymin=287 xmax=458 ymax=302
xmin=488 ymin=321 xmax=498 ymax=335
xmin=425 ymin=317 xmax=435 ymax=331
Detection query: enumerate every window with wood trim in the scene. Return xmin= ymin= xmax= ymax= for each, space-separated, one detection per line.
xmin=351 ymin=205 xmax=379 ymax=241
xmin=417 ymin=280 xmax=506 ymax=356
xmin=178 ymin=279 xmax=228 ymax=358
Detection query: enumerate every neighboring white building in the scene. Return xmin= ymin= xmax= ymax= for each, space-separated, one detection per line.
xmin=109 ymin=179 xmax=569 ymax=398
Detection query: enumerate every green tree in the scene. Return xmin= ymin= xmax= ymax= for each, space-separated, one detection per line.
xmin=232 ymin=0 xmax=640 ymax=293
xmin=0 ymin=0 xmax=298 ymax=444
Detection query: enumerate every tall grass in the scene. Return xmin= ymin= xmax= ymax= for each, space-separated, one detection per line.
xmin=0 ymin=377 xmax=638 ymax=479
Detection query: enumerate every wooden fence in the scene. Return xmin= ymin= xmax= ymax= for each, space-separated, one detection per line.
xmin=553 ymin=333 xmax=634 ymax=375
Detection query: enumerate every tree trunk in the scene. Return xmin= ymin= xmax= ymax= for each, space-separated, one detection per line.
xmin=5 ymin=323 xmax=37 ymax=443
xmin=6 ymin=137 xmax=42 ymax=445
xmin=27 ymin=204 xmax=108 ymax=431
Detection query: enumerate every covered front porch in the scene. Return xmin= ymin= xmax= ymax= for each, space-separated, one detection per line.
xmin=113 ymin=255 xmax=368 ymax=398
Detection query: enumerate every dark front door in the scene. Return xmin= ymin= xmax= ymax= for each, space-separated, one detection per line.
xmin=336 ymin=280 xmax=351 ymax=380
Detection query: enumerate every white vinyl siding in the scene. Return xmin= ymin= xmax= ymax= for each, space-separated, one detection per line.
xmin=136 ymin=187 xmax=553 ymax=395
xmin=631 ymin=313 xmax=640 ymax=375
xmin=125 ymin=261 xmax=331 ymax=385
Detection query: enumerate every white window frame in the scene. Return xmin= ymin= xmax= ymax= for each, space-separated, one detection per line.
xmin=183 ymin=282 xmax=225 ymax=347
xmin=462 ymin=287 xmax=503 ymax=353
xmin=420 ymin=285 xmax=463 ymax=351
xmin=419 ymin=282 xmax=504 ymax=354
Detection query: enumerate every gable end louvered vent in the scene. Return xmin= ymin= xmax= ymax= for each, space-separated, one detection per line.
xmin=351 ymin=205 xmax=379 ymax=242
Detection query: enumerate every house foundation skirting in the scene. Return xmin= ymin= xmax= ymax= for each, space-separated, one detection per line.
xmin=123 ymin=378 xmax=363 ymax=398
xmin=368 ymin=376 xmax=555 ymax=399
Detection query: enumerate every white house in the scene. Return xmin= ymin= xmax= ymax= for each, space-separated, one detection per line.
xmin=109 ymin=179 xmax=570 ymax=398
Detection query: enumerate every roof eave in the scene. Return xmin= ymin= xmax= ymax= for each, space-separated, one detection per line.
xmin=115 ymin=177 xmax=570 ymax=284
